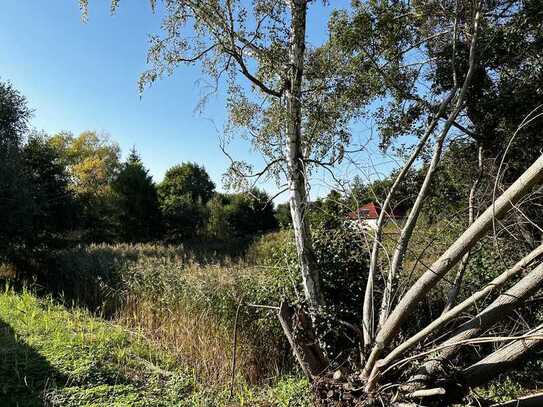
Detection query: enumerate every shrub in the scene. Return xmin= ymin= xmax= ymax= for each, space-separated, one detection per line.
xmin=247 ymin=227 xmax=369 ymax=365
xmin=267 ymin=376 xmax=313 ymax=407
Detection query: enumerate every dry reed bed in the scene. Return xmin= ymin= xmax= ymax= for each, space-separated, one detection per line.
xmin=48 ymin=243 xmax=295 ymax=386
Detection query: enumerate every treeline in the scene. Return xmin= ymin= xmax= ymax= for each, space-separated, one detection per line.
xmin=0 ymin=80 xmax=277 ymax=267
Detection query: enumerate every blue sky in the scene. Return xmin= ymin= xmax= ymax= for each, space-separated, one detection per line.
xmin=1 ymin=1 xmax=390 ymax=201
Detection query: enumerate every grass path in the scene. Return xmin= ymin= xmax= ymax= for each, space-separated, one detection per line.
xmin=0 ymin=288 xmax=311 ymax=406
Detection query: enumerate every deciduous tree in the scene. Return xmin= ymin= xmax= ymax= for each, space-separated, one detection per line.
xmin=158 ymin=162 xmax=215 ymax=241
xmin=49 ymin=131 xmax=121 ymax=241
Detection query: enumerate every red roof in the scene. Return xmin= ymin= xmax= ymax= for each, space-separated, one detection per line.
xmin=348 ymin=202 xmax=404 ymax=220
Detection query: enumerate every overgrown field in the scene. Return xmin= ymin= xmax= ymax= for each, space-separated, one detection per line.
xmin=0 ymin=288 xmax=312 ymax=406
xmin=40 ymin=241 xmax=299 ymax=386
xmin=2 ymin=228 xmax=542 ymax=406
xmin=27 ymin=227 xmax=368 ymax=388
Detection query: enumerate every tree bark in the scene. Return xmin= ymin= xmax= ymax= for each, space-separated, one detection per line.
xmin=461 ymin=323 xmax=543 ymax=387
xmin=278 ymin=302 xmax=328 ymax=379
xmin=285 ymin=0 xmax=323 ymax=310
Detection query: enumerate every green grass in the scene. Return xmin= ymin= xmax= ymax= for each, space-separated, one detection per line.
xmin=0 ymin=287 xmax=313 ymax=406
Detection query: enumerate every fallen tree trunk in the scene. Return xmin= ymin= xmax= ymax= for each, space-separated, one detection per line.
xmin=363 ymin=152 xmax=543 ymax=381
xmin=419 ymin=261 xmax=543 ymax=380
xmin=490 ymin=392 xmax=543 ymax=407
xmin=369 ymin=244 xmax=543 ymax=379
xmin=462 ymin=324 xmax=543 ymax=387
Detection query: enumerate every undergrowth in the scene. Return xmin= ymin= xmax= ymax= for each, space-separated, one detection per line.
xmin=0 ymin=287 xmax=313 ymax=406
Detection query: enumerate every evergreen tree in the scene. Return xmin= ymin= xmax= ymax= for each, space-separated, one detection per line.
xmin=21 ymin=133 xmax=77 ymax=248
xmin=0 ymin=80 xmax=32 ymax=261
xmin=208 ymin=189 xmax=277 ymax=239
xmin=112 ymin=148 xmax=161 ymax=242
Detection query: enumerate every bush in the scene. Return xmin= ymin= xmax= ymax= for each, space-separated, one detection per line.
xmin=268 ymin=376 xmax=313 ymax=407
xmin=247 ymin=227 xmax=369 ymax=365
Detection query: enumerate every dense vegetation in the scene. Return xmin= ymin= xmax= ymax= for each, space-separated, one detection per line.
xmin=0 ymin=80 xmax=278 ymax=268
xmin=0 ymin=287 xmax=313 ymax=406
xmin=2 ymin=0 xmax=543 ymax=405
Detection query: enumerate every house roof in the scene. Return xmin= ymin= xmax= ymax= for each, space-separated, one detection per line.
xmin=347 ymin=202 xmax=404 ymax=221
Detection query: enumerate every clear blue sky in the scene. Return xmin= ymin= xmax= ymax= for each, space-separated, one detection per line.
xmin=1 ymin=1 xmax=390 ymax=200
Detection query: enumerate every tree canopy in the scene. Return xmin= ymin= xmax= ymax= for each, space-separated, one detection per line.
xmin=49 ymin=131 xmax=121 ymax=241
xmin=158 ymin=162 xmax=215 ymax=241
xmin=0 ymin=80 xmax=33 ymax=261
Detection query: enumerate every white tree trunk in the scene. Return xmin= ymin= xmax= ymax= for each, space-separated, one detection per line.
xmin=285 ymin=0 xmax=323 ymax=310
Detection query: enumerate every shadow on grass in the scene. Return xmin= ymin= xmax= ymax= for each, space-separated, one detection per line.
xmin=0 ymin=318 xmax=65 ymax=407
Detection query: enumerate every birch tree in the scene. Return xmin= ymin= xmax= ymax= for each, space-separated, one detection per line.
xmin=82 ymin=0 xmax=543 ymax=404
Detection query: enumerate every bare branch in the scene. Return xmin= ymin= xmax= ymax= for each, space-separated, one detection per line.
xmin=375 ymin=9 xmax=483 ymax=339
xmin=226 ymin=49 xmax=283 ymax=97
xmin=364 ymin=148 xmax=543 ymax=386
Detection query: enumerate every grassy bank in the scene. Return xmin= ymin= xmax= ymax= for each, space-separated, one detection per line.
xmin=39 ymin=242 xmax=298 ymax=386
xmin=0 ymin=287 xmax=312 ymax=406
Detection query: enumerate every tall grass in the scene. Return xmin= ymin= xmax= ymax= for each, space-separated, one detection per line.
xmin=39 ymin=226 xmax=371 ymax=383
xmin=43 ymin=242 xmax=297 ymax=386
xmin=0 ymin=287 xmax=314 ymax=406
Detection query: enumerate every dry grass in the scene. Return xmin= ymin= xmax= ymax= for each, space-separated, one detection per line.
xmin=0 ymin=262 xmax=17 ymax=279
xmin=117 ymin=298 xmax=272 ymax=385
xmin=45 ymin=243 xmax=294 ymax=387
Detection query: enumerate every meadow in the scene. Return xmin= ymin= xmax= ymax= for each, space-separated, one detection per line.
xmin=0 ymin=236 xmax=315 ymax=406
